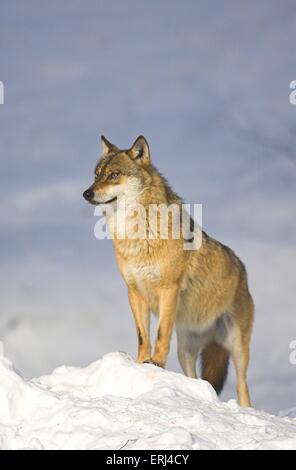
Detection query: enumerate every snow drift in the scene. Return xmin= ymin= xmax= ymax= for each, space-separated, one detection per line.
xmin=0 ymin=345 xmax=295 ymax=450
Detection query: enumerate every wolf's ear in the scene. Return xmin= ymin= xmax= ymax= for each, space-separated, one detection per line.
xmin=128 ymin=136 xmax=150 ymax=167
xmin=101 ymin=135 xmax=118 ymax=156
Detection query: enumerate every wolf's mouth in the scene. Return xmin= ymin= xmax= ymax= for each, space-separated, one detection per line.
xmin=85 ymin=195 xmax=117 ymax=206
xmin=98 ymin=196 xmax=117 ymax=205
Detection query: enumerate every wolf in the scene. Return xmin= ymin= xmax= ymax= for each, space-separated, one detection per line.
xmin=83 ymin=136 xmax=254 ymax=407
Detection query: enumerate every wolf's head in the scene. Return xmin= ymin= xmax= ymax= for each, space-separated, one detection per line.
xmin=83 ymin=136 xmax=152 ymax=205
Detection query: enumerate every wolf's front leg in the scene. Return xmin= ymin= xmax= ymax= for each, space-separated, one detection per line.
xmin=151 ymin=284 xmax=179 ymax=368
xmin=128 ymin=286 xmax=151 ymax=363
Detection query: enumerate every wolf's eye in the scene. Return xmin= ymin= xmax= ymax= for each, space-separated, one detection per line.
xmin=109 ymin=172 xmax=120 ymax=180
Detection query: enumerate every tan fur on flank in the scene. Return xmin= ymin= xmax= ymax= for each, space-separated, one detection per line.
xmin=83 ymin=136 xmax=254 ymax=407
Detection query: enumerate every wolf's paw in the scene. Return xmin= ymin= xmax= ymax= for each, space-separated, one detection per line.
xmin=137 ymin=357 xmax=151 ymax=364
xmin=143 ymin=359 xmax=164 ymax=368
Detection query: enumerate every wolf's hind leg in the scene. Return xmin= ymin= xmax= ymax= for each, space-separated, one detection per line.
xmin=228 ymin=289 xmax=254 ymax=408
xmin=229 ymin=325 xmax=252 ymax=408
xmin=176 ymin=328 xmax=200 ymax=379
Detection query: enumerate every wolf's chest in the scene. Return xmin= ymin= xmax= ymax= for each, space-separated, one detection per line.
xmin=122 ymin=262 xmax=161 ymax=284
xmin=122 ymin=262 xmax=161 ymax=312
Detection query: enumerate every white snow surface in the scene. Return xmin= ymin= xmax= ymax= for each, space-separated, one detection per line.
xmin=1 ymin=346 xmax=296 ymax=450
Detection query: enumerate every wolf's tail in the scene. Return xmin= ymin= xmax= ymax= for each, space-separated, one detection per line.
xmin=201 ymin=342 xmax=229 ymax=395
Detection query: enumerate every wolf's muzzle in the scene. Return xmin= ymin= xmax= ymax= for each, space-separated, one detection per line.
xmin=83 ymin=189 xmax=94 ymax=201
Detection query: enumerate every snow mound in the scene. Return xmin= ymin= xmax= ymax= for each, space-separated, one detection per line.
xmin=0 ymin=345 xmax=296 ymax=450
xmin=279 ymin=408 xmax=296 ymax=420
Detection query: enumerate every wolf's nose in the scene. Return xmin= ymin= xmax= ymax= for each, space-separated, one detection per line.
xmin=83 ymin=189 xmax=94 ymax=201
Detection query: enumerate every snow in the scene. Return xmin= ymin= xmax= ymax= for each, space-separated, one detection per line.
xmin=1 ymin=346 xmax=295 ymax=450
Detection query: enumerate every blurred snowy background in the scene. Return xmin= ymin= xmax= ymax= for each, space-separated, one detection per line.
xmin=0 ymin=0 xmax=295 ymax=414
